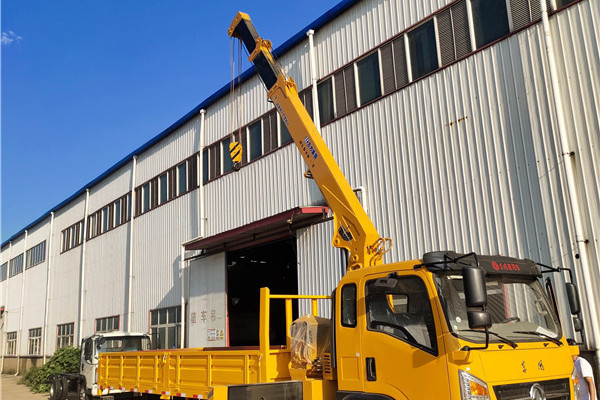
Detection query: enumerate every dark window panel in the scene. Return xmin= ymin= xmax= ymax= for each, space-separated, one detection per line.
xmin=408 ymin=19 xmax=439 ymax=80
xmin=222 ymin=137 xmax=233 ymax=173
xmin=135 ymin=187 xmax=142 ymax=216
xmin=300 ymin=89 xmax=313 ymax=120
xmin=511 ymin=0 xmax=532 ymax=30
xmin=380 ymin=42 xmax=396 ymax=94
xmin=248 ymin=121 xmax=262 ymax=161
xmin=318 ymin=78 xmax=335 ymax=123
xmin=344 ymin=66 xmax=357 ymax=111
xmin=334 ymin=71 xmax=346 ymax=116
xmin=555 ymin=0 xmax=576 ymax=7
xmin=471 ymin=0 xmax=510 ymax=48
xmin=280 ymin=117 xmax=292 ymax=144
xmin=202 ymin=149 xmax=209 ymax=183
xmin=437 ymin=8 xmax=456 ymax=66
xmin=357 ymin=52 xmax=381 ymax=105
xmin=188 ymin=154 xmax=198 ymax=189
xmin=392 ymin=37 xmax=409 ymax=88
xmin=530 ymin=0 xmax=552 ymax=20
xmin=151 ymin=178 xmax=158 ymax=209
xmin=269 ymin=111 xmax=278 ymax=150
xmin=451 ymin=0 xmax=472 ymax=59
xmin=160 ymin=173 xmax=168 ymax=203
xmin=177 ymin=163 xmax=187 ymax=195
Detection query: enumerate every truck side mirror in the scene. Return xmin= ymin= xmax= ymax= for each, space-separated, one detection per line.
xmin=463 ymin=267 xmax=492 ymax=330
xmin=463 ymin=267 xmax=487 ymax=307
xmin=566 ymin=283 xmax=580 ymax=315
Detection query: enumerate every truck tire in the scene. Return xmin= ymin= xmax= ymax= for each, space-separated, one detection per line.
xmin=50 ymin=377 xmax=65 ymax=400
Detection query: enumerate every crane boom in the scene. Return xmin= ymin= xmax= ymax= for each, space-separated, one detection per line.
xmin=228 ymin=12 xmax=391 ymax=270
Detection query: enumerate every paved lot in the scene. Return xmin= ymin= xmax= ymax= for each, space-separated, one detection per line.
xmin=1 ymin=374 xmax=49 ymax=400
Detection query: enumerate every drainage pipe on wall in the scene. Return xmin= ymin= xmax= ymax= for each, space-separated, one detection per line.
xmin=180 ymin=244 xmax=186 ymax=349
xmin=1 ymin=242 xmax=12 ymax=373
xmin=307 ymin=30 xmax=321 ymax=131
xmin=78 ymin=190 xmax=90 ymax=344
xmin=16 ymin=231 xmax=28 ymax=375
xmin=540 ymin=1 xmax=600 ymax=365
xmin=126 ymin=155 xmax=137 ymax=332
xmin=42 ymin=212 xmax=55 ymax=363
xmin=199 ymin=110 xmax=206 ymax=239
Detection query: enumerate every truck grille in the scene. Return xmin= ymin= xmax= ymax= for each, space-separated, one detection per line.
xmin=493 ymin=378 xmax=570 ymax=400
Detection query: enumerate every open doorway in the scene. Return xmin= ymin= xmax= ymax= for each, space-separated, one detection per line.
xmin=226 ymin=237 xmax=298 ymax=346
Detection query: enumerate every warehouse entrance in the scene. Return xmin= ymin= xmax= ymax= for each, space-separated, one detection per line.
xmin=226 ymin=237 xmax=298 ymax=347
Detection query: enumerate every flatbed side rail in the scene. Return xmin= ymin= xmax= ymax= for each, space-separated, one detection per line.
xmin=259 ymin=287 xmax=331 ymax=381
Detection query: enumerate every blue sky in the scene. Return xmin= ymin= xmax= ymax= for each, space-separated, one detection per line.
xmin=1 ymin=0 xmax=338 ymax=242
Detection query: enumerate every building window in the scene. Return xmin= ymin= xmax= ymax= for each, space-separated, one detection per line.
xmin=62 ymin=220 xmax=83 ymax=252
xmin=555 ymin=0 xmax=576 ymax=7
xmin=222 ymin=137 xmax=233 ymax=174
xmin=9 ymin=254 xmax=24 ymax=277
xmin=95 ymin=316 xmax=119 ymax=333
xmin=177 ymin=162 xmax=187 ymax=195
xmin=408 ymin=19 xmax=439 ymax=80
xmin=471 ymin=0 xmax=510 ymax=48
xmin=26 ymin=241 xmax=46 ymax=269
xmin=57 ymin=323 xmax=74 ymax=349
xmin=159 ymin=172 xmax=168 ymax=204
xmin=102 ymin=205 xmax=111 ymax=232
xmin=333 ymin=65 xmax=357 ymax=118
xmin=248 ymin=120 xmax=262 ymax=162
xmin=28 ymin=328 xmax=42 ymax=355
xmin=202 ymin=149 xmax=210 ymax=183
xmin=357 ymin=52 xmax=382 ymax=105
xmin=280 ymin=117 xmax=293 ymax=145
xmin=318 ymin=78 xmax=334 ymax=124
xmin=6 ymin=332 xmax=17 ymax=356
xmin=1 ymin=263 xmax=7 ymax=281
xmin=262 ymin=111 xmax=278 ymax=154
xmin=437 ymin=0 xmax=472 ymax=66
xmin=113 ymin=199 xmax=121 ymax=226
xmin=150 ymin=306 xmax=181 ymax=349
xmin=142 ymin=182 xmax=151 ymax=213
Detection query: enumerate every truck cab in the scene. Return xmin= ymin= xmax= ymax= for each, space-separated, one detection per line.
xmin=334 ymin=251 xmax=580 ymax=400
xmin=51 ymin=331 xmax=151 ymax=400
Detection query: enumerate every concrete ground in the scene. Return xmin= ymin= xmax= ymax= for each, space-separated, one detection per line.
xmin=1 ymin=373 xmax=49 ymax=400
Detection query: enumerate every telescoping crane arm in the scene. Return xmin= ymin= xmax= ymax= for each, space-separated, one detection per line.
xmin=228 ymin=12 xmax=391 ymax=271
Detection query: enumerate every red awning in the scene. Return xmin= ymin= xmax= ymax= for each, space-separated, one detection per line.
xmin=184 ymin=206 xmax=328 ymax=254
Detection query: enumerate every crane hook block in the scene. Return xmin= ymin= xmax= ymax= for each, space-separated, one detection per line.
xmin=230 ymin=141 xmax=242 ymax=171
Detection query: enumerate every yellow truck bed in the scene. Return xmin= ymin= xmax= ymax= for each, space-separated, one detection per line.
xmin=98 ymin=346 xmax=291 ymax=399
xmin=98 ymin=289 xmax=331 ymax=399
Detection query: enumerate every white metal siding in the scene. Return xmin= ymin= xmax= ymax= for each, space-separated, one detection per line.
xmin=297 ymin=221 xmax=344 ymax=318
xmin=130 ymin=192 xmax=198 ymax=333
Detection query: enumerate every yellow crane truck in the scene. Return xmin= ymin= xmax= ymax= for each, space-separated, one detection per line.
xmin=95 ymin=12 xmax=585 ymax=400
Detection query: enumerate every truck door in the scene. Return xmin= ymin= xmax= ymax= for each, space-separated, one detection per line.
xmin=359 ymin=271 xmax=450 ymax=399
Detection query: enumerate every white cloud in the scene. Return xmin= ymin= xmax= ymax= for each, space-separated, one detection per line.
xmin=2 ymin=31 xmax=22 ymax=46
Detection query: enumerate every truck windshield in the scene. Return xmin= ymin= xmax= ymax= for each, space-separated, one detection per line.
xmin=99 ymin=337 xmax=150 ymax=353
xmin=435 ymin=274 xmax=561 ymax=343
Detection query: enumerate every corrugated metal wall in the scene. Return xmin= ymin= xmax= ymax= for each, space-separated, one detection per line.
xmin=297 ymin=221 xmax=344 ymax=317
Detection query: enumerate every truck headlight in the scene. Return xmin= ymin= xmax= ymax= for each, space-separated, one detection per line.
xmin=459 ymin=370 xmax=490 ymax=400
xmin=572 ymin=366 xmax=581 ymax=400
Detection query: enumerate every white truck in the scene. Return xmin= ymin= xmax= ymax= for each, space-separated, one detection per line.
xmin=50 ymin=331 xmax=151 ymax=400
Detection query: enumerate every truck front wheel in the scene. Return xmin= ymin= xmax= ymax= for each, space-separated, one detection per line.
xmin=50 ymin=377 xmax=65 ymax=400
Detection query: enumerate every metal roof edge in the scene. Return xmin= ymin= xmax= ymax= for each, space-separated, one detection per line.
xmin=1 ymin=0 xmax=360 ymax=248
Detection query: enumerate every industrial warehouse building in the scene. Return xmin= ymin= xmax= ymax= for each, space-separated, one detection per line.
xmin=2 ymin=0 xmax=599 ymax=373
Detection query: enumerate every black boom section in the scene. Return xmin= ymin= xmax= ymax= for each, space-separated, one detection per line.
xmin=230 ymin=16 xmax=281 ymax=91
